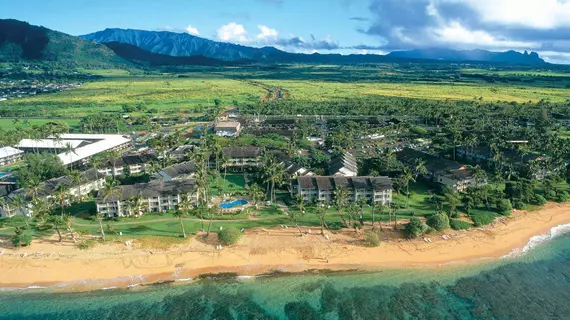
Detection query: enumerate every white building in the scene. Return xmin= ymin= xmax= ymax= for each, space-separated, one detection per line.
xmin=96 ymin=179 xmax=198 ymax=217
xmin=214 ymin=121 xmax=242 ymax=137
xmin=98 ymin=153 xmax=158 ymax=176
xmin=16 ymin=134 xmax=131 ymax=168
xmin=154 ymin=161 xmax=197 ymax=181
xmin=330 ymin=152 xmax=358 ymax=177
xmin=0 ymin=147 xmax=24 ymax=166
xmin=291 ymin=176 xmax=392 ymax=205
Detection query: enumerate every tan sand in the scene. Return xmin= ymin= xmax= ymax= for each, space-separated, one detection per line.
xmin=0 ymin=202 xmax=569 ymax=290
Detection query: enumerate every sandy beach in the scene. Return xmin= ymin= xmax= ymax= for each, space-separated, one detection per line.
xmin=1 ymin=202 xmax=569 ymax=291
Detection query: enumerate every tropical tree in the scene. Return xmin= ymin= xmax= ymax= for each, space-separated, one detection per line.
xmin=315 ymin=206 xmax=327 ymax=236
xmin=69 ymin=170 xmax=83 ymax=201
xmin=63 ymin=142 xmax=78 ymax=170
xmin=47 ymin=215 xmax=65 ymax=242
xmin=30 ymin=197 xmax=51 ymax=223
xmin=128 ymin=193 xmax=146 ymax=217
xmin=102 ymin=180 xmax=122 ymax=216
xmin=172 ymin=210 xmax=188 ymax=238
xmin=413 ymin=159 xmax=427 ymax=180
xmin=249 ymin=184 xmax=265 ymax=208
xmin=96 ymin=213 xmax=106 ymax=241
xmin=333 ymin=187 xmax=349 ymax=226
xmin=63 ymin=214 xmax=77 ymax=243
xmin=53 ymin=185 xmax=70 ymax=216
xmin=400 ymin=167 xmax=416 ymax=207
xmin=0 ymin=197 xmax=12 ymax=218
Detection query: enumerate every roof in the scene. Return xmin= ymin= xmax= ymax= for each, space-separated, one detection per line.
xmin=100 ymin=153 xmax=158 ymax=168
xmin=97 ymin=179 xmax=196 ymax=202
xmin=7 ymin=168 xmax=103 ymax=202
xmin=215 ymin=122 xmax=241 ymax=130
xmin=223 ymin=147 xmax=264 ymax=158
xmin=56 ymin=134 xmax=131 ymax=166
xmin=16 ymin=139 xmax=85 ymax=150
xmin=442 ymin=168 xmax=476 ymax=181
xmin=330 ymin=152 xmax=358 ymax=175
xmin=158 ymin=161 xmax=197 ymax=180
xmin=0 ymin=147 xmax=23 ymax=159
xmin=297 ymin=176 xmax=392 ymax=191
xmin=397 ymin=148 xmax=462 ymax=174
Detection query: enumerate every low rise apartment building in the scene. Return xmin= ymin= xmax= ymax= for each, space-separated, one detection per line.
xmin=0 ymin=147 xmax=24 ymax=166
xmin=291 ymin=176 xmax=392 ymax=205
xmin=96 ymin=179 xmax=197 ymax=217
xmin=98 ymin=153 xmax=158 ymax=176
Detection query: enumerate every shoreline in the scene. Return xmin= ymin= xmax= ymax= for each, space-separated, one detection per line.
xmin=1 ymin=202 xmax=570 ymax=292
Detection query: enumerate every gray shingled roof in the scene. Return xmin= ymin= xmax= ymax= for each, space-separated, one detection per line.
xmin=160 ymin=161 xmax=197 ymax=179
xmin=97 ymin=179 xmax=196 ymax=202
xmin=223 ymin=147 xmax=264 ymax=158
xmin=296 ymin=176 xmax=392 ymax=192
xmin=397 ymin=148 xmax=462 ymax=174
xmin=330 ymin=152 xmax=358 ymax=175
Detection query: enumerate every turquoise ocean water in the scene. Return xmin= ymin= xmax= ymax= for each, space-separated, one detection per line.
xmin=1 ymin=230 xmax=570 ymax=320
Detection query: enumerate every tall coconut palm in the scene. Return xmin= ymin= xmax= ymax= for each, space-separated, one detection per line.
xmin=315 ymin=206 xmax=326 ymax=236
xmin=413 ymin=159 xmax=427 ymax=180
xmin=172 ymin=210 xmax=188 ymax=238
xmin=68 ymin=170 xmax=83 ymax=201
xmin=30 ymin=197 xmax=51 ymax=223
xmin=53 ymin=185 xmax=70 ymax=216
xmin=105 ymin=150 xmax=122 ymax=178
xmin=25 ymin=178 xmax=42 ymax=200
xmin=102 ymin=180 xmax=122 ymax=217
xmin=47 ymin=214 xmax=65 ymax=242
xmin=128 ymin=193 xmax=146 ymax=217
xmin=400 ymin=167 xmax=415 ymax=208
xmin=0 ymin=197 xmax=12 ymax=218
xmin=11 ymin=195 xmax=27 ymax=219
xmin=63 ymin=142 xmax=78 ymax=170
xmin=249 ymin=184 xmax=265 ymax=209
xmin=96 ymin=212 xmax=106 ymax=241
xmin=333 ymin=187 xmax=349 ymax=226
xmin=63 ymin=214 xmax=77 ymax=243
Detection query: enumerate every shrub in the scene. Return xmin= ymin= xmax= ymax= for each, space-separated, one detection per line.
xmin=556 ymin=191 xmax=568 ymax=203
xmin=450 ymin=219 xmax=471 ymax=231
xmin=426 ymin=214 xmax=449 ymax=232
xmin=11 ymin=232 xmax=32 ymax=247
xmin=410 ymin=126 xmax=428 ymax=136
xmin=218 ymin=228 xmax=243 ymax=245
xmin=364 ymin=231 xmax=381 ymax=247
xmin=512 ymin=199 xmax=525 ymax=210
xmin=496 ymin=199 xmax=513 ymax=216
xmin=532 ymin=194 xmax=547 ymax=206
xmin=328 ymin=222 xmax=345 ymax=230
xmin=77 ymin=240 xmax=97 ymax=250
xmin=404 ymin=217 xmax=428 ymax=239
xmin=471 ymin=212 xmax=497 ymax=227
xmin=545 ymin=190 xmax=557 ymax=200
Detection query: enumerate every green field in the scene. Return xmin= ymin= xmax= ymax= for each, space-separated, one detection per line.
xmin=3 ymin=64 xmax=570 ymax=118
xmin=0 ymin=118 xmax=81 ymax=129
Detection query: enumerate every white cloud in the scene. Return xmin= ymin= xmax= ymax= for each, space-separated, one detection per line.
xmin=444 ymin=0 xmax=570 ymax=29
xmin=185 ymin=25 xmax=200 ymax=36
xmin=217 ymin=22 xmax=249 ymax=43
xmin=432 ymin=21 xmax=540 ymax=48
xmin=257 ymin=25 xmax=278 ymax=40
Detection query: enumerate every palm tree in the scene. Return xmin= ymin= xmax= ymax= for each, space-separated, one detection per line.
xmin=401 ymin=167 xmax=416 ymax=208
xmin=102 ymin=180 xmax=122 ymax=216
xmin=25 ymin=178 xmax=42 ymax=200
xmin=47 ymin=215 xmax=65 ymax=242
xmin=54 ymin=185 xmax=70 ymax=216
xmin=63 ymin=214 xmax=77 ymax=243
xmin=413 ymin=159 xmax=427 ymax=180
xmin=315 ymin=206 xmax=326 ymax=236
xmin=69 ymin=170 xmax=83 ymax=201
xmin=128 ymin=193 xmax=146 ymax=217
xmin=11 ymin=195 xmax=27 ymax=219
xmin=173 ymin=195 xmax=192 ymax=239
xmin=473 ymin=166 xmax=487 ymax=188
xmin=63 ymin=142 xmax=78 ymax=170
xmin=0 ymin=197 xmax=12 ymax=218
xmin=30 ymin=197 xmax=51 ymax=223
xmin=295 ymin=194 xmax=306 ymax=215
xmin=105 ymin=150 xmax=122 ymax=178
xmin=96 ymin=213 xmax=106 ymax=241
xmin=333 ymin=187 xmax=349 ymax=226
xmin=249 ymin=184 xmax=265 ymax=209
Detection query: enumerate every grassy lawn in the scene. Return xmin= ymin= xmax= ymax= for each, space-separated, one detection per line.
xmin=210 ymin=174 xmax=247 ymax=196
xmin=0 ymin=118 xmax=81 ymax=130
xmin=392 ymin=182 xmax=436 ymax=217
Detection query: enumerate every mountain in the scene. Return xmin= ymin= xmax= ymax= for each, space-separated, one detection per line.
xmin=81 ymin=28 xmax=284 ymax=62
xmin=0 ymin=19 xmax=131 ymax=68
xmin=103 ymin=42 xmax=226 ymax=66
xmin=387 ymin=48 xmax=545 ymax=64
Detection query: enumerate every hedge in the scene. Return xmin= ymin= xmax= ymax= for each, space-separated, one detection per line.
xmin=450 ymin=219 xmax=471 ymax=230
xmin=217 ymin=228 xmax=243 ymax=245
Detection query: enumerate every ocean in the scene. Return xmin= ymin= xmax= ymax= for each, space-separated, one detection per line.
xmin=1 ymin=228 xmax=570 ymax=320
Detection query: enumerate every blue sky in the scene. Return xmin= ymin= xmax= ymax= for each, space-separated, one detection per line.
xmin=3 ymin=0 xmax=570 ymax=63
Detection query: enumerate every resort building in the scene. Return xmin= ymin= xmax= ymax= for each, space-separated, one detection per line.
xmin=0 ymin=146 xmax=24 ymax=166
xmin=214 ymin=121 xmax=242 ymax=137
xmin=221 ymin=147 xmax=264 ymax=171
xmin=154 ymin=161 xmax=197 ymax=181
xmin=2 ymin=168 xmax=105 ymax=217
xmin=16 ymin=134 xmax=131 ymax=168
xmin=291 ymin=176 xmax=393 ymax=205
xmin=96 ymin=179 xmax=198 ymax=217
xmin=330 ymin=152 xmax=358 ymax=177
xmin=98 ymin=153 xmax=158 ymax=176
xmin=397 ymin=148 xmax=486 ymax=192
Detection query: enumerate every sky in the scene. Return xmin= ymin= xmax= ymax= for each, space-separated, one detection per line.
xmin=2 ymin=0 xmax=570 ymax=64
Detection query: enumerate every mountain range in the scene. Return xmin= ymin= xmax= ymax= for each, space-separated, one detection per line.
xmin=0 ymin=19 xmax=547 ymax=68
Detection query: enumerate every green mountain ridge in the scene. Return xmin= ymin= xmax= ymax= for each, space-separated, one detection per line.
xmin=0 ymin=19 xmax=131 ymax=69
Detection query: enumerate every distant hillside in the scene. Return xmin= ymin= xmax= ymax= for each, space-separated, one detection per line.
xmin=104 ymin=42 xmax=226 ymax=66
xmin=387 ymin=48 xmax=546 ymax=64
xmin=81 ymin=28 xmax=281 ymax=61
xmin=0 ymin=19 xmax=131 ymax=68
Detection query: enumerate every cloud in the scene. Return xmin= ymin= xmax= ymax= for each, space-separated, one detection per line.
xmin=350 ymin=17 xmax=369 ymax=21
xmin=355 ymin=0 xmax=570 ymax=60
xmin=185 ymin=25 xmax=199 ymax=36
xmin=215 ymin=23 xmax=339 ymax=50
xmin=257 ymin=25 xmax=278 ymax=40
xmin=217 ymin=22 xmax=249 ymax=43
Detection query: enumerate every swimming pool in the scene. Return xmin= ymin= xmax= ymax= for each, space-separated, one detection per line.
xmin=219 ymin=200 xmax=248 ymax=209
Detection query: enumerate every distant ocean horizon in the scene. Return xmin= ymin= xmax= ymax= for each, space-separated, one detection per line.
xmin=2 ymin=226 xmax=570 ymax=320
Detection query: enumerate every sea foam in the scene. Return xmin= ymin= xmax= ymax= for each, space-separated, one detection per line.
xmin=503 ymin=223 xmax=570 ymax=258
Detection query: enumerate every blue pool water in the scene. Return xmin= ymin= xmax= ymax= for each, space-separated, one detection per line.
xmin=219 ymin=199 xmax=248 ymax=209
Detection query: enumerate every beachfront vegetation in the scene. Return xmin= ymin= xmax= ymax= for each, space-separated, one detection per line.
xmin=449 ymin=219 xmax=472 ymax=231
xmin=217 ymin=227 xmax=242 ymax=245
